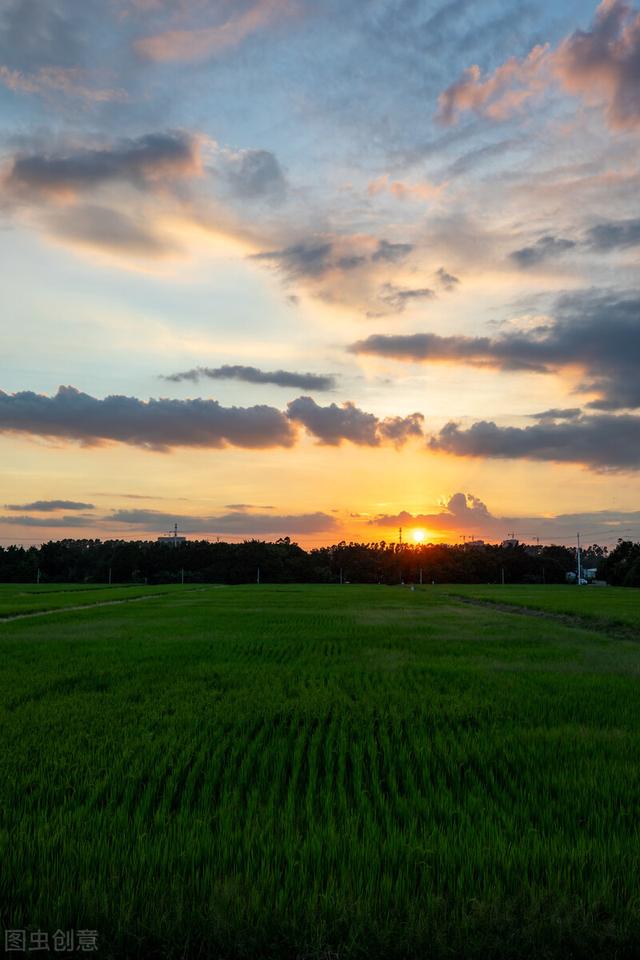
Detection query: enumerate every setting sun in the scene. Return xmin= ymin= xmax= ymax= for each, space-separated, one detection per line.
xmin=412 ymin=528 xmax=426 ymax=543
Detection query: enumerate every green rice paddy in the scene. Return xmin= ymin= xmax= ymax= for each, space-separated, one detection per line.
xmin=1 ymin=584 xmax=639 ymax=959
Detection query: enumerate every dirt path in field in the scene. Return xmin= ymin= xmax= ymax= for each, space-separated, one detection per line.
xmin=0 ymin=593 xmax=168 ymax=623
xmin=453 ymin=595 xmax=638 ymax=642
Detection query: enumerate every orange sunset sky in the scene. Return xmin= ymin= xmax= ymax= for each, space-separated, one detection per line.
xmin=2 ymin=0 xmax=640 ymax=548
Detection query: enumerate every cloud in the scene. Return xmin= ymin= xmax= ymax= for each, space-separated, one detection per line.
xmin=0 ymin=514 xmax=94 ymax=528
xmin=106 ymin=508 xmax=338 ymax=534
xmin=0 ymin=0 xmax=80 ymax=69
xmin=44 ymin=204 xmax=179 ymax=257
xmin=437 ymin=0 xmax=640 ymax=130
xmin=367 ymin=174 xmax=443 ymax=202
xmin=252 ymin=241 xmax=333 ymax=278
xmin=370 ymin=491 xmax=640 ymax=542
xmin=435 ymin=267 xmax=460 ymax=290
xmin=0 ymin=65 xmax=127 ymax=102
xmin=351 ymin=291 xmax=640 ymax=410
xmin=0 ymin=386 xmax=426 ymax=453
xmin=5 ymin=499 xmax=95 ymax=512
xmin=134 ymin=0 xmax=294 ymax=63
xmin=0 ymin=386 xmax=296 ymax=451
xmin=553 ymin=0 xmax=640 ymax=129
xmin=587 ymin=217 xmax=640 ymax=249
xmin=161 ymin=365 xmax=335 ymax=390
xmin=372 ymin=492 xmax=491 ymax=531
xmin=224 ymin=504 xmax=274 ymax=510
xmin=371 ymin=239 xmax=414 ymax=262
xmin=437 ymin=43 xmax=550 ymax=125
xmin=250 ymin=236 xmax=417 ymax=311
xmin=531 ymin=407 xmax=582 ymax=421
xmin=373 ymin=283 xmax=435 ymax=313
xmin=350 ymin=331 xmax=549 ymax=372
xmin=509 ymin=235 xmax=576 ymax=267
xmin=5 ymin=132 xmax=201 ymax=199
xmin=223 ymin=148 xmax=287 ymax=201
xmin=430 ymin=413 xmax=640 ymax=470
xmin=252 ymin=237 xmax=414 ymax=280
xmin=286 ymin=396 xmax=424 ymax=447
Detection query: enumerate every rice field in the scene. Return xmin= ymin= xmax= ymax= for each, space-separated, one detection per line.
xmin=1 ymin=583 xmax=640 ymax=959
xmin=439 ymin=583 xmax=640 ymax=630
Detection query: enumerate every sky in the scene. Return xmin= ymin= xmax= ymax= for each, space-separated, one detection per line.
xmin=1 ymin=0 xmax=640 ymax=548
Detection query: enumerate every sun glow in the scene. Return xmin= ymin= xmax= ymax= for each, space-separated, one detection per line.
xmin=412 ymin=528 xmax=426 ymax=543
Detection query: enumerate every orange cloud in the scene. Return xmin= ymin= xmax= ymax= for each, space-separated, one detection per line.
xmin=367 ymin=174 xmax=445 ymax=202
xmin=135 ymin=0 xmax=295 ymax=62
xmin=437 ymin=44 xmax=550 ymax=124
xmin=438 ymin=0 xmax=640 ymax=130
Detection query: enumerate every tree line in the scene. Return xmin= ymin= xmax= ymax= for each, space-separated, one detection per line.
xmin=0 ymin=536 xmax=637 ymax=586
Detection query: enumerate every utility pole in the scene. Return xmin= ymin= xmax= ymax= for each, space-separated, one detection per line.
xmin=257 ymin=567 xmax=260 ymax=585
xmin=108 ymin=567 xmax=112 ymax=585
xmin=36 ymin=567 xmax=40 ymax=585
xmin=399 ymin=526 xmax=403 ymax=547
xmin=577 ymin=532 xmax=582 ymax=584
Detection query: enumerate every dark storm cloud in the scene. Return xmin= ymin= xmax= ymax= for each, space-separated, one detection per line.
xmin=587 ymin=218 xmax=640 ymax=250
xmin=5 ymin=132 xmax=199 ymax=196
xmin=286 ymin=396 xmax=424 ymax=447
xmin=106 ymin=508 xmax=338 ymax=535
xmin=430 ymin=414 xmax=640 ymax=470
xmin=509 ymin=235 xmax=576 ymax=267
xmin=161 ymin=365 xmax=336 ymax=391
xmin=5 ymin=499 xmax=95 ymax=512
xmin=351 ymin=291 xmax=640 ymax=410
xmin=0 ymin=386 xmax=296 ymax=451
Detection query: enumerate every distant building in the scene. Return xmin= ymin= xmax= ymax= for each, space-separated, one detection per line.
xmin=157 ymin=523 xmax=187 ymax=547
xmin=464 ymin=539 xmax=485 ymax=550
xmin=501 ymin=538 xmax=519 ymax=549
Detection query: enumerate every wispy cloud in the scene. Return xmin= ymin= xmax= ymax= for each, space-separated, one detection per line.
xmin=4 ymin=499 xmax=94 ymax=512
xmin=106 ymin=508 xmax=337 ymax=534
xmin=161 ymin=365 xmax=335 ymax=391
xmin=134 ymin=0 xmax=295 ymax=63
xmin=0 ymin=65 xmax=127 ymax=102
